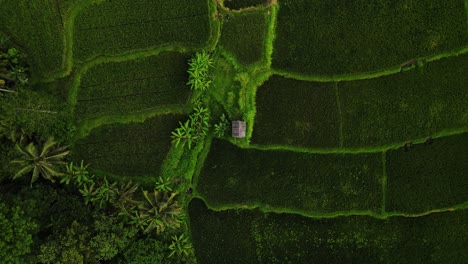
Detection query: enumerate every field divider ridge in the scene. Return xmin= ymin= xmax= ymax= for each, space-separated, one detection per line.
xmin=271 ymin=45 xmax=468 ymax=83
xmin=381 ymin=151 xmax=388 ymax=214
xmin=246 ymin=127 xmax=468 ymax=154
xmin=74 ymin=105 xmax=191 ymax=140
xmin=67 ymin=44 xmax=199 ymax=111
xmin=334 ymin=82 xmax=344 ymax=148
xmin=192 ymin=195 xmax=468 ymax=220
xmin=263 ymin=2 xmax=278 ymax=68
xmin=192 ymin=136 xmax=214 ymax=197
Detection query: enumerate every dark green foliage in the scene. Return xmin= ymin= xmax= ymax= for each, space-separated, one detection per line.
xmin=12 ymin=138 xmax=69 ymax=186
xmin=339 ymin=54 xmax=468 ymax=147
xmin=38 ymin=215 xmax=138 ymax=263
xmin=75 ymin=52 xmax=192 ymax=122
xmin=73 ymin=0 xmax=211 ymax=62
xmin=0 ymin=202 xmax=38 ymax=263
xmin=189 ymin=198 xmax=468 ymax=263
xmin=135 ymin=190 xmax=183 ymax=235
xmin=0 ymin=141 xmax=15 ymax=182
xmin=168 ymin=233 xmax=194 ymax=262
xmin=0 ymin=47 xmax=29 ymax=90
xmin=219 ymin=11 xmax=267 ymax=65
xmin=198 ymin=140 xmax=383 ymax=212
xmin=224 ymin=0 xmax=268 ymax=9
xmin=386 ymin=133 xmax=468 ymax=213
xmin=118 ymin=237 xmax=166 ymax=264
xmin=252 ymin=75 xmax=340 ymax=148
xmin=0 ymin=1 xmax=64 ymax=79
xmin=155 ymin=175 xmax=175 ymax=192
xmin=73 ymin=114 xmax=186 ymax=177
xmin=0 ymin=88 xmax=75 ymax=143
xmin=273 ymin=0 xmax=468 ymax=75
xmin=214 ymin=113 xmax=230 ymax=137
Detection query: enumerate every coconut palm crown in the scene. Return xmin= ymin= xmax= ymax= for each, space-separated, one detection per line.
xmin=11 ymin=137 xmax=69 ymax=186
xmin=137 ymin=190 xmax=183 ymax=235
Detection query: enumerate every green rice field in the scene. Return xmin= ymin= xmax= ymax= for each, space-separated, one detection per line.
xmin=1 ymin=0 xmax=466 ymax=262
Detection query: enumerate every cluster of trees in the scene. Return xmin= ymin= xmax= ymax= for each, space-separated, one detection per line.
xmin=0 ymin=39 xmax=196 ymax=263
xmin=0 ymin=36 xmax=29 ymax=93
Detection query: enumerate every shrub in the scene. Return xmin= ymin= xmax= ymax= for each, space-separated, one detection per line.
xmin=118 ymin=237 xmax=166 ymax=264
xmin=214 ymin=114 xmax=230 ymax=138
xmin=0 ymin=203 xmax=38 ymax=263
xmin=187 ymin=51 xmax=213 ymax=91
xmin=171 ymin=103 xmax=210 ymax=149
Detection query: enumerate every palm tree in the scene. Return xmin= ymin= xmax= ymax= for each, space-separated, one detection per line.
xmin=11 ymin=137 xmax=69 ymax=185
xmin=110 ymin=181 xmax=140 ymax=218
xmin=136 ymin=190 xmax=183 ymax=235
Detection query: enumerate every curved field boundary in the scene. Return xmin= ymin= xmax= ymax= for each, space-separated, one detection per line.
xmin=67 ymin=44 xmax=199 ymax=111
xmin=271 ymin=45 xmax=468 ymax=83
xmin=36 ymin=0 xmax=220 ymax=83
xmin=246 ymin=127 xmax=467 ymax=154
xmin=74 ymin=105 xmax=191 ymax=140
xmin=192 ymin=195 xmax=468 ymax=220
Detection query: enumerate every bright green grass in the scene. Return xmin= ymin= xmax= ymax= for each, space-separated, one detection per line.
xmin=252 ymin=75 xmax=340 ymax=148
xmin=189 ymin=198 xmax=468 ymax=263
xmin=72 ymin=114 xmax=185 ymax=178
xmin=272 ymin=0 xmax=468 ymax=75
xmin=73 ymin=0 xmax=211 ymax=62
xmin=219 ymin=11 xmax=267 ymax=65
xmin=197 ymin=140 xmax=383 ymax=213
xmin=339 ymin=54 xmax=468 ymax=148
xmin=0 ymin=0 xmax=64 ymax=79
xmin=74 ymin=51 xmax=191 ymax=122
xmin=386 ymin=133 xmax=468 ymax=214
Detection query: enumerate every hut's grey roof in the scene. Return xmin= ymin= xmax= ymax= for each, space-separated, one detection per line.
xmin=232 ymin=121 xmax=246 ymax=138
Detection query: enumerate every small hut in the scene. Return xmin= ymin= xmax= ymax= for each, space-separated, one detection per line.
xmin=232 ymin=121 xmax=246 ymax=138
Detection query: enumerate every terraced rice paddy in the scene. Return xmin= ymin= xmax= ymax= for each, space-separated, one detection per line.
xmin=2 ymin=0 xmax=466 ymax=262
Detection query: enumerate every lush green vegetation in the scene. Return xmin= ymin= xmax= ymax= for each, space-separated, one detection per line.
xmin=219 ymin=11 xmax=267 ymax=65
xmin=339 ymin=54 xmax=468 ymax=147
xmin=73 ymin=0 xmax=211 ymax=62
xmin=74 ymin=52 xmax=191 ymax=122
xmin=252 ymin=75 xmax=340 ymax=148
xmin=223 ymin=0 xmax=269 ymax=10
xmin=190 ymin=198 xmax=468 ymax=263
xmin=0 ymin=1 xmax=65 ymax=79
xmin=1 ymin=0 xmax=467 ymax=262
xmin=198 ymin=140 xmax=383 ymax=212
xmin=272 ymin=0 xmax=468 ymax=75
xmin=386 ymin=133 xmax=468 ymax=214
xmin=73 ymin=114 xmax=185 ymax=178
xmin=186 ymin=51 xmax=213 ymax=91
